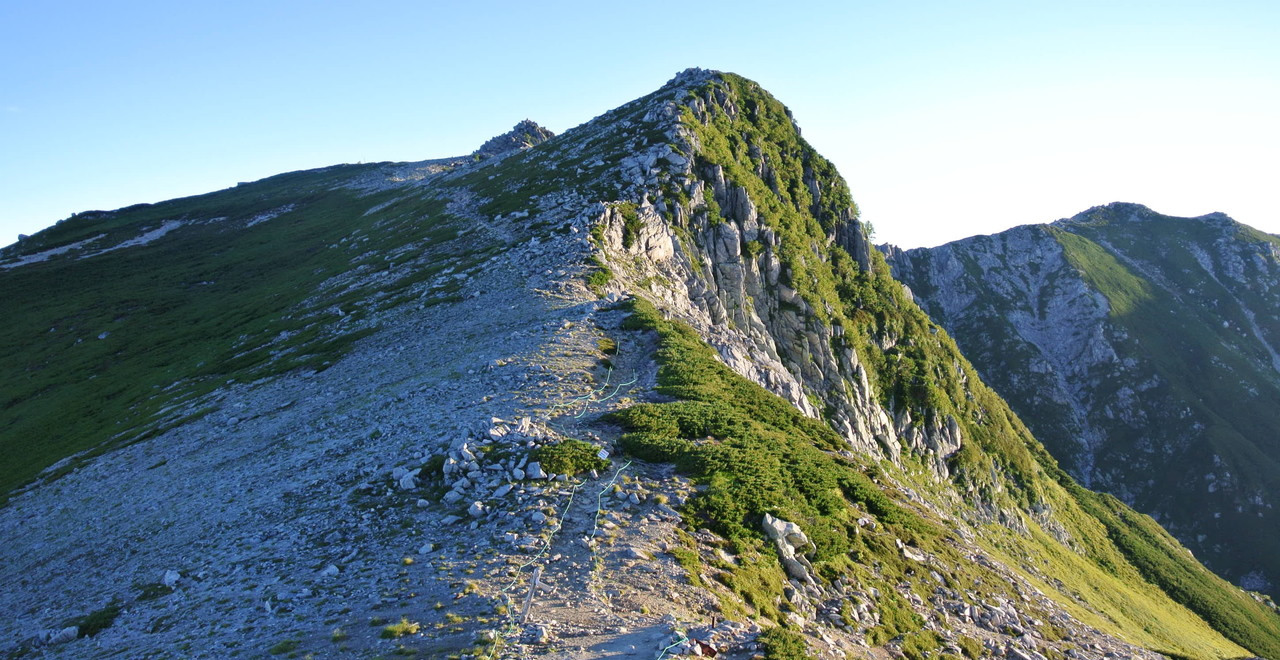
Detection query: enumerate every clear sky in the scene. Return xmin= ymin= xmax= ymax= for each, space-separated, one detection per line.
xmin=2 ymin=1 xmax=1277 ymax=249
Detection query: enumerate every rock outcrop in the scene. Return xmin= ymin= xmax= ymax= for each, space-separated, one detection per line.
xmin=473 ymin=119 xmax=555 ymax=159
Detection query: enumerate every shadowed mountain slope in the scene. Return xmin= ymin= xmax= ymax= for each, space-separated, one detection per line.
xmin=888 ymin=203 xmax=1280 ymax=600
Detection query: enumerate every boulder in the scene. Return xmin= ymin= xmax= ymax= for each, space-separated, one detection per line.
xmin=762 ymin=514 xmax=816 ymax=585
xmin=47 ymin=626 xmax=78 ymax=645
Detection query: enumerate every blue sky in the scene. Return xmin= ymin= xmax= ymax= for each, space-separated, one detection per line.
xmin=1 ymin=1 xmax=1276 ymax=248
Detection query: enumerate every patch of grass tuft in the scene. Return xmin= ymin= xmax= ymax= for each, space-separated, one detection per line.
xmin=381 ymin=617 xmax=421 ymax=639
xmin=267 ymin=639 xmax=301 ymax=654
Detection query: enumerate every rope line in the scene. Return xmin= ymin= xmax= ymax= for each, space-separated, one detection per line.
xmin=591 ymin=460 xmax=633 ymax=540
xmin=655 ymin=633 xmax=690 ymax=660
xmin=552 ymin=365 xmax=614 ymax=411
xmin=584 ymin=460 xmax=633 ymax=607
xmin=482 ymin=478 xmax=584 ymax=659
xmin=573 ymin=374 xmax=638 ymax=418
xmin=479 ymin=344 xmax=638 ymax=657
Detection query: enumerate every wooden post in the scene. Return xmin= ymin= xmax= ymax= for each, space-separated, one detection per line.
xmin=520 ymin=567 xmax=542 ymax=623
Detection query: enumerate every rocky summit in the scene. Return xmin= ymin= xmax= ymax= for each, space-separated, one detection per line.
xmin=2 ymin=70 xmax=1279 ymax=659
xmin=886 ymin=203 xmax=1280 ymax=599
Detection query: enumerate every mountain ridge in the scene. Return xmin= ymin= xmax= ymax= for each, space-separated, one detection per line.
xmin=887 ymin=203 xmax=1280 ymax=598
xmin=1 ymin=70 xmax=1278 ymax=659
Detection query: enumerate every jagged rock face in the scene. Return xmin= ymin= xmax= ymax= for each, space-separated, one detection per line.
xmin=593 ymin=85 xmax=943 ymax=470
xmin=884 ymin=225 xmax=1117 ymax=482
xmin=888 ymin=202 xmax=1280 ymax=594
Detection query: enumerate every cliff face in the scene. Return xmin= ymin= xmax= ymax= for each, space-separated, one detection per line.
xmin=2 ymin=71 xmax=1279 ymax=659
xmin=888 ymin=203 xmax=1280 ymax=595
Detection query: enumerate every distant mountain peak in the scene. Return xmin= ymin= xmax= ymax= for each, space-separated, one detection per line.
xmin=1060 ymin=202 xmax=1237 ymax=229
xmin=1062 ymin=201 xmax=1158 ymax=225
xmin=473 ymin=119 xmax=555 ymax=158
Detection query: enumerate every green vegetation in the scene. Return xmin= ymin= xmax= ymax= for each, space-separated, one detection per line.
xmin=134 ymin=582 xmax=174 ymax=601
xmin=0 ymin=166 xmax=501 ymax=502
xmin=67 ymin=601 xmax=121 ymax=637
xmin=898 ymin=630 xmax=944 ymax=660
xmin=381 ymin=617 xmax=421 ymax=639
xmin=956 ymin=635 xmax=983 ymax=659
xmin=618 ymin=202 xmax=642 ymax=249
xmin=267 ymin=638 xmax=301 ymax=654
xmin=612 ymin=298 xmax=935 ymax=550
xmin=586 ymin=256 xmax=614 ymax=295
xmin=757 ymin=626 xmax=814 ymax=659
xmin=531 ymin=438 xmax=610 ymax=476
xmin=1069 ymin=485 xmax=1280 ymax=657
xmin=611 ymin=298 xmax=952 ymax=631
xmin=866 ymin=589 xmax=926 ymax=645
xmin=1052 ymin=229 xmax=1153 ymax=316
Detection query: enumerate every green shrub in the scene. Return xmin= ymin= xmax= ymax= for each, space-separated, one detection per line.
xmin=267 ymin=639 xmax=301 ymax=654
xmin=531 ymin=439 xmax=610 ymax=476
xmin=586 ymin=256 xmax=613 ymax=294
xmin=618 ymin=202 xmax=642 ymax=249
xmin=758 ymin=627 xmax=814 ymax=660
xmin=612 ymin=298 xmax=933 ymax=549
xmin=135 ymin=582 xmax=174 ymax=601
xmin=68 ymin=601 xmax=121 ymax=638
xmin=866 ymin=589 xmax=924 ymax=645
xmin=900 ymin=630 xmax=944 ymax=660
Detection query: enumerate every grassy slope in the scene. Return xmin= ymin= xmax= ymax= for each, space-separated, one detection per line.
xmin=651 ymin=72 xmax=1274 ymax=657
xmin=0 ymin=166 xmax=494 ymax=501
xmin=1054 ymin=218 xmax=1280 ymax=489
